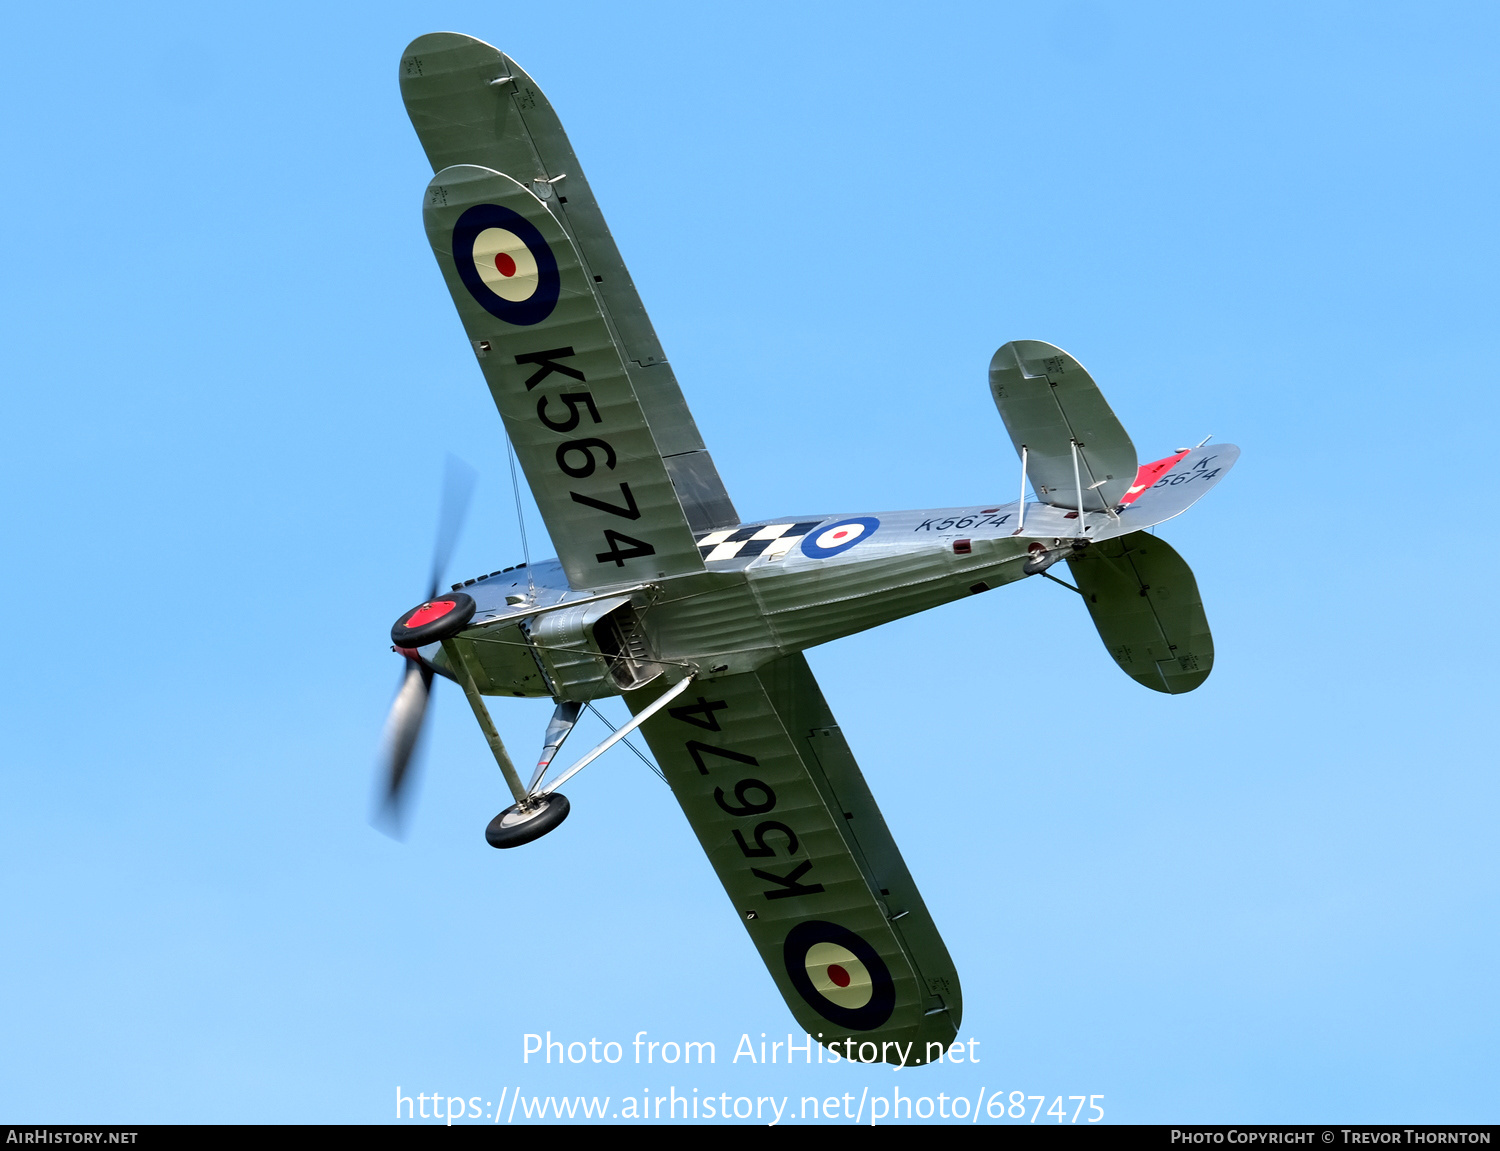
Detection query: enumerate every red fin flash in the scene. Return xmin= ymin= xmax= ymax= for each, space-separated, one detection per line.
xmin=1118 ymin=449 xmax=1192 ymax=507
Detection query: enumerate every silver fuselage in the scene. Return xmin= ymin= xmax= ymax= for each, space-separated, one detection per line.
xmin=424 ymin=495 xmax=1139 ymax=700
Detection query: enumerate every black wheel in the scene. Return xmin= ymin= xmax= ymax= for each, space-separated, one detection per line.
xmin=1022 ymin=542 xmax=1060 ymax=576
xmin=485 ymin=793 xmax=570 ymax=849
xmin=391 ymin=591 xmax=476 ymax=648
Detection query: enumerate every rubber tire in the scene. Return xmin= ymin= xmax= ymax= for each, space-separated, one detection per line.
xmin=391 ymin=591 xmax=476 ymax=648
xmin=485 ymin=793 xmax=570 ymax=849
xmin=1022 ymin=554 xmax=1058 ymax=575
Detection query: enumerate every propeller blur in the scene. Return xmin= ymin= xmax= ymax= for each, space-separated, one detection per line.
xmin=374 ymin=455 xmax=475 ymax=835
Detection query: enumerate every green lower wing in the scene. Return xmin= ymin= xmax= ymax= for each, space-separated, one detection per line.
xmin=1066 ymin=531 xmax=1213 ymax=693
xmin=627 ymin=655 xmax=960 ymax=1065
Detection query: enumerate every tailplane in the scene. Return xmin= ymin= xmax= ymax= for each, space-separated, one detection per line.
xmin=988 ymin=340 xmax=1233 ymax=694
xmin=989 ymin=340 xmax=1136 ymax=511
xmin=1065 ymin=532 xmax=1213 ymax=694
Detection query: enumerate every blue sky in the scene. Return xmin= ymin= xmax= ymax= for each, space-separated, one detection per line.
xmin=3 ymin=0 xmax=1498 ymax=1125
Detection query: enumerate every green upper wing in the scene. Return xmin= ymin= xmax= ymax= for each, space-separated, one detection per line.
xmin=401 ymin=32 xmax=738 ymax=534
xmin=422 ymin=164 xmax=704 ymax=588
xmin=1066 ymin=530 xmax=1213 ymax=693
xmin=627 ymin=654 xmax=961 ymax=1064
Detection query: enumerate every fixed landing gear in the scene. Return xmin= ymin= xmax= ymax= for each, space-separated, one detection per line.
xmin=435 ymin=631 xmax=696 ymax=849
xmin=1023 ymin=537 xmax=1092 ymax=575
xmin=485 ymin=793 xmax=571 ymax=849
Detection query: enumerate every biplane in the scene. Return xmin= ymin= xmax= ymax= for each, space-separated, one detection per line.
xmin=384 ymin=32 xmax=1237 ymax=1066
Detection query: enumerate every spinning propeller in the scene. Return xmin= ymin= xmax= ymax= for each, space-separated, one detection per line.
xmin=374 ymin=456 xmax=579 ymax=848
xmin=374 ymin=457 xmax=477 ymax=836
xmin=375 ymin=456 xmax=669 ymax=847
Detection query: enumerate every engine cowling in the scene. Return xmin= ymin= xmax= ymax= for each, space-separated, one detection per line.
xmin=529 ymin=596 xmax=662 ymax=700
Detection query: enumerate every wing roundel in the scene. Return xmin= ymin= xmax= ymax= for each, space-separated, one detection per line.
xmin=401 ymin=32 xmax=738 ymax=535
xmin=451 ymin=202 xmax=561 ymax=325
xmin=626 ymin=655 xmax=962 ymax=1061
xmin=423 ymin=164 xmax=705 ymax=588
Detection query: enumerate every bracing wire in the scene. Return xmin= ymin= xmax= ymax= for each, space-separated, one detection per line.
xmin=583 ymin=701 xmax=667 ymax=784
xmin=505 ymin=435 xmax=535 ymax=598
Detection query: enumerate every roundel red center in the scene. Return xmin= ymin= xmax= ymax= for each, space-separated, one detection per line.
xmin=473 ymin=227 xmax=540 ymax=302
xmin=405 ymin=600 xmax=456 ymax=628
xmin=804 ymin=941 xmax=873 ymax=1009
